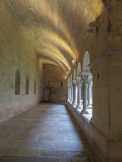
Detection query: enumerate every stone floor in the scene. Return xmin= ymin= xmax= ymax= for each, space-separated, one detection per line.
xmin=0 ymin=103 xmax=99 ymax=162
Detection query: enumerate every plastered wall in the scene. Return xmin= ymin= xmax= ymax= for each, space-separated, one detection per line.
xmin=0 ymin=6 xmax=43 ymax=123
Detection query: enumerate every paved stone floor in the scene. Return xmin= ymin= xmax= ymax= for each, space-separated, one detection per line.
xmin=0 ymin=103 xmax=99 ymax=162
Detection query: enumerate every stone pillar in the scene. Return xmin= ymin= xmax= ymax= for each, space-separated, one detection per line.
xmin=75 ymin=83 xmax=78 ymax=107
xmin=88 ymin=81 xmax=92 ymax=107
xmin=72 ymin=83 xmax=77 ymax=107
xmin=76 ymin=79 xmax=82 ymax=109
xmin=81 ymin=85 xmax=83 ymax=102
xmin=81 ymin=75 xmax=89 ymax=114
xmin=67 ymin=86 xmax=69 ymax=101
xmin=68 ymin=86 xmax=70 ymax=102
xmin=69 ymin=86 xmax=71 ymax=102
xmin=77 ymin=83 xmax=80 ymax=106
xmin=71 ymin=84 xmax=74 ymax=104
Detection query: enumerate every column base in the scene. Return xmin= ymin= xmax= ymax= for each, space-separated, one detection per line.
xmin=73 ymin=102 xmax=77 ymax=108
xmin=76 ymin=105 xmax=82 ymax=114
xmin=88 ymin=105 xmax=92 ymax=109
xmin=67 ymin=99 xmax=70 ymax=103
xmin=76 ymin=104 xmax=82 ymax=109
xmin=69 ymin=100 xmax=73 ymax=104
xmin=81 ymin=109 xmax=89 ymax=114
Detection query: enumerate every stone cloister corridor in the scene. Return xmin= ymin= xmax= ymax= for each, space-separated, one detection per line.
xmin=0 ymin=104 xmax=97 ymax=162
xmin=0 ymin=0 xmax=122 ymax=161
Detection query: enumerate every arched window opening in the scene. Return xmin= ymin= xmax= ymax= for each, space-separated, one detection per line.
xmin=15 ymin=70 xmax=20 ymax=95
xmin=76 ymin=62 xmax=83 ymax=110
xmin=61 ymin=81 xmax=63 ymax=87
xmin=81 ymin=51 xmax=93 ymax=116
xmin=72 ymin=69 xmax=78 ymax=107
xmin=26 ymin=76 xmax=29 ymax=94
xmin=67 ymin=75 xmax=73 ymax=104
xmin=82 ymin=51 xmax=91 ymax=73
xmin=34 ymin=80 xmax=36 ymax=94
xmin=67 ymin=77 xmax=70 ymax=102
xmin=71 ymin=85 xmax=74 ymax=104
xmin=75 ymin=85 xmax=78 ymax=105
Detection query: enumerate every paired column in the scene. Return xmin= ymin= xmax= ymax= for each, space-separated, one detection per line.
xmin=68 ymin=74 xmax=93 ymax=114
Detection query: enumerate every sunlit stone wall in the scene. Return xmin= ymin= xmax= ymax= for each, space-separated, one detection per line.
xmin=0 ymin=5 xmax=43 ymax=123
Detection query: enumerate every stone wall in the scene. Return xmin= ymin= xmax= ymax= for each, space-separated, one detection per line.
xmin=67 ymin=1 xmax=122 ymax=161
xmin=0 ymin=4 xmax=43 ymax=123
xmin=43 ymin=64 xmax=67 ymax=103
xmin=67 ymin=50 xmax=122 ymax=162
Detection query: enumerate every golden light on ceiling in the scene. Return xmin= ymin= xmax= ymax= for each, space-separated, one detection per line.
xmin=39 ymin=28 xmax=76 ymax=58
xmin=38 ymin=48 xmax=71 ymax=71
xmin=4 ymin=0 xmax=104 ymax=72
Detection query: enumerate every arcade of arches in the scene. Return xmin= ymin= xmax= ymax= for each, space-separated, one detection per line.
xmin=0 ymin=0 xmax=122 ymax=161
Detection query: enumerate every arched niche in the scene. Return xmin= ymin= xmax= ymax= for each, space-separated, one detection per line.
xmin=26 ymin=75 xmax=29 ymax=94
xmin=82 ymin=51 xmax=90 ymax=73
xmin=77 ymin=62 xmax=81 ymax=76
xmin=15 ymin=70 xmax=20 ymax=95
xmin=34 ymin=80 xmax=36 ymax=94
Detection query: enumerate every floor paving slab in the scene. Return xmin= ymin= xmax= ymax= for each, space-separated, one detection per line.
xmin=0 ymin=103 xmax=99 ymax=161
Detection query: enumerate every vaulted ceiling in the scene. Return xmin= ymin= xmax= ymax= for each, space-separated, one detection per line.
xmin=2 ymin=0 xmax=104 ymax=72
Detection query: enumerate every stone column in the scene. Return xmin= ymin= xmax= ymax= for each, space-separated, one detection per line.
xmin=75 ymin=83 xmax=78 ymax=107
xmin=71 ymin=84 xmax=74 ymax=104
xmin=68 ymin=86 xmax=70 ymax=102
xmin=70 ymin=85 xmax=72 ymax=104
xmin=81 ymin=75 xmax=89 ymax=114
xmin=81 ymin=85 xmax=83 ymax=102
xmin=88 ymin=81 xmax=92 ymax=107
xmin=69 ymin=86 xmax=71 ymax=102
xmin=76 ymin=79 xmax=82 ymax=109
xmin=77 ymin=83 xmax=80 ymax=107
xmin=67 ymin=86 xmax=69 ymax=102
xmin=72 ymin=83 xmax=77 ymax=107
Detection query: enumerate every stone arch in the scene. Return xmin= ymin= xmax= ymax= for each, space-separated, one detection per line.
xmin=15 ymin=70 xmax=20 ymax=95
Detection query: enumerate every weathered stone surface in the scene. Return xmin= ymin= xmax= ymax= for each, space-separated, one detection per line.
xmin=0 ymin=0 xmax=122 ymax=162
xmin=0 ymin=103 xmax=98 ymax=161
xmin=43 ymin=64 xmax=67 ymax=103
